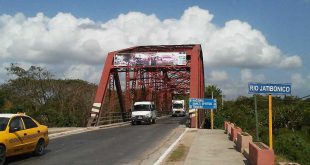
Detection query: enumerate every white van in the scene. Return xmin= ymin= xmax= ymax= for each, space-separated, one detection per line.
xmin=131 ymin=101 xmax=157 ymax=125
xmin=172 ymin=100 xmax=186 ymax=117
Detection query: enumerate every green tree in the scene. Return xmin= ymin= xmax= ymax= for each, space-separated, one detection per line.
xmin=1 ymin=63 xmax=96 ymax=127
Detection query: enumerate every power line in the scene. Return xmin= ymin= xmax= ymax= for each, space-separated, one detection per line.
xmin=300 ymin=95 xmax=310 ymax=100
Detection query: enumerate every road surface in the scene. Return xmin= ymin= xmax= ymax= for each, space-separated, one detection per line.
xmin=6 ymin=116 xmax=186 ymax=165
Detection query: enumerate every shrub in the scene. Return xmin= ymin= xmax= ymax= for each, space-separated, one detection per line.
xmin=274 ymin=129 xmax=310 ymax=165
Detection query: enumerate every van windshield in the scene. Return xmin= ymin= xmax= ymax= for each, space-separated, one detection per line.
xmin=173 ymin=103 xmax=183 ymax=109
xmin=133 ymin=105 xmax=151 ymax=111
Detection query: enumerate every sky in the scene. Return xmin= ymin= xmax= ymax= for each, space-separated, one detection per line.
xmin=0 ymin=0 xmax=309 ymax=99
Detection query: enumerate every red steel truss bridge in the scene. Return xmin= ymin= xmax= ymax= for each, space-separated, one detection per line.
xmin=87 ymin=44 xmax=205 ymax=128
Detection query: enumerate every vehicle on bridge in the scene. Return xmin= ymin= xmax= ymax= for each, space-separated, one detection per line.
xmin=0 ymin=113 xmax=49 ymax=165
xmin=131 ymin=101 xmax=157 ymax=125
xmin=172 ymin=100 xmax=186 ymax=117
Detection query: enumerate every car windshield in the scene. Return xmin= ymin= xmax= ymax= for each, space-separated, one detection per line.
xmin=0 ymin=117 xmax=9 ymax=131
xmin=133 ymin=104 xmax=151 ymax=111
xmin=173 ymin=103 xmax=183 ymax=109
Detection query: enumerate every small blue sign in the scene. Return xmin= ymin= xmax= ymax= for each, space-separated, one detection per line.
xmin=189 ymin=98 xmax=217 ymax=109
xmin=248 ymin=83 xmax=291 ymax=95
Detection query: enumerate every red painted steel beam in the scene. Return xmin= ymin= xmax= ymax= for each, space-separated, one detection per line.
xmin=88 ymin=44 xmax=205 ymax=126
xmin=87 ymin=52 xmax=116 ymax=126
xmin=189 ymin=45 xmax=205 ymax=128
xmin=113 ymin=71 xmax=126 ymax=121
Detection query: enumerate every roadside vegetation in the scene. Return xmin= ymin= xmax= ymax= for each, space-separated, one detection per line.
xmin=207 ymin=85 xmax=310 ymax=165
xmin=0 ymin=64 xmax=96 ymax=127
xmin=166 ymin=144 xmax=189 ymax=162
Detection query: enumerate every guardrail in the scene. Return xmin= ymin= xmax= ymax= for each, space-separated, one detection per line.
xmin=224 ymin=121 xmax=275 ymax=165
xmin=97 ymin=112 xmax=131 ymax=125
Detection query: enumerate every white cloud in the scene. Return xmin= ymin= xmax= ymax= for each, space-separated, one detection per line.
xmin=240 ymin=69 xmax=252 ymax=82
xmin=209 ymin=70 xmax=228 ymax=82
xmin=290 ymin=73 xmax=310 ymax=97
xmin=210 ymin=69 xmax=266 ymax=99
xmin=0 ymin=6 xmax=303 ymax=84
xmin=240 ymin=69 xmax=265 ymax=82
xmin=291 ymin=73 xmax=307 ymax=88
xmin=64 ymin=64 xmax=101 ymax=83
xmin=206 ymin=20 xmax=302 ymax=69
xmin=278 ymin=56 xmax=302 ymax=69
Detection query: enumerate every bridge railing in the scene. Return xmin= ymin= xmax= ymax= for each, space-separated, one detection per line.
xmin=94 ymin=112 xmax=131 ymax=126
xmin=224 ymin=121 xmax=275 ymax=165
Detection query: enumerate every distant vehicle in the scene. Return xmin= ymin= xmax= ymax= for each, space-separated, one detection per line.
xmin=0 ymin=113 xmax=49 ymax=165
xmin=172 ymin=100 xmax=186 ymax=117
xmin=131 ymin=101 xmax=157 ymax=125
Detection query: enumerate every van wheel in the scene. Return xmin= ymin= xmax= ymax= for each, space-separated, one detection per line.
xmin=0 ymin=145 xmax=6 ymax=165
xmin=34 ymin=139 xmax=45 ymax=156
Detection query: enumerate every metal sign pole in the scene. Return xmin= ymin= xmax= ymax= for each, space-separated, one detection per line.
xmin=268 ymin=94 xmax=273 ymax=149
xmin=196 ymin=109 xmax=198 ymax=129
xmin=254 ymin=95 xmax=259 ymax=141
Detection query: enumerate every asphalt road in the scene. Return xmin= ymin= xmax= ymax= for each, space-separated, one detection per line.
xmin=6 ymin=116 xmax=187 ymax=165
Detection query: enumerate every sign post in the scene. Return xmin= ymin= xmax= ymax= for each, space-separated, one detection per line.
xmin=189 ymin=98 xmax=217 ymax=129
xmin=268 ymin=94 xmax=273 ymax=149
xmin=196 ymin=109 xmax=198 ymax=129
xmin=254 ymin=95 xmax=259 ymax=141
xmin=248 ymin=82 xmax=291 ymax=149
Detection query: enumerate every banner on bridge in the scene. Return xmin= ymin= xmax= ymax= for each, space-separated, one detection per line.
xmin=114 ymin=52 xmax=186 ymax=66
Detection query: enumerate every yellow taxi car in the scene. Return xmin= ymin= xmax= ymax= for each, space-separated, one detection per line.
xmin=0 ymin=113 xmax=49 ymax=165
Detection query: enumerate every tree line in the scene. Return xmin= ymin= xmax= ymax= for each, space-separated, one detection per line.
xmin=0 ymin=64 xmax=96 ymax=127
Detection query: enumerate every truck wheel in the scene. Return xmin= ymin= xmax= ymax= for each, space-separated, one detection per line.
xmin=0 ymin=145 xmax=5 ymax=165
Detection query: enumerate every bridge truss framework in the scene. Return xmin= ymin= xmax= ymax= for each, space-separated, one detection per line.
xmin=88 ymin=44 xmax=205 ymax=128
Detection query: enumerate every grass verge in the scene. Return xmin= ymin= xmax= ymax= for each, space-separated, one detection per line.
xmin=167 ymin=144 xmax=189 ymax=162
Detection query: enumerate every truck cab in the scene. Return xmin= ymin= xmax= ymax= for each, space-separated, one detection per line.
xmin=131 ymin=101 xmax=157 ymax=125
xmin=172 ymin=100 xmax=186 ymax=117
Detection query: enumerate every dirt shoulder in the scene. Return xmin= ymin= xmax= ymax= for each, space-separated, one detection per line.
xmin=163 ymin=129 xmax=197 ymax=165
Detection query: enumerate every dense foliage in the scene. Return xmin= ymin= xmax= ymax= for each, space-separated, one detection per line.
xmin=207 ymin=86 xmax=310 ymax=165
xmin=0 ymin=64 xmax=96 ymax=127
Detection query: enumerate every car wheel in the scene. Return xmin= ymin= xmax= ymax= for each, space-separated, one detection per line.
xmin=0 ymin=145 xmax=6 ymax=165
xmin=131 ymin=121 xmax=135 ymax=125
xmin=152 ymin=118 xmax=156 ymax=124
xmin=34 ymin=139 xmax=45 ymax=156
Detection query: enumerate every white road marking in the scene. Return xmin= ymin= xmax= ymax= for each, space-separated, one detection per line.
xmin=153 ymin=128 xmax=188 ymax=165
